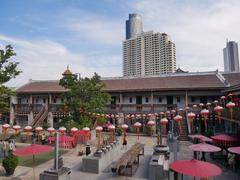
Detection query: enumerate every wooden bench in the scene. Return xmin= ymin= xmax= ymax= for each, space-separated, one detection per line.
xmin=111 ymin=143 xmax=145 ymax=176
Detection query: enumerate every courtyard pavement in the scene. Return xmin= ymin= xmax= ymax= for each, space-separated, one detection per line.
xmin=0 ymin=134 xmax=239 ymax=179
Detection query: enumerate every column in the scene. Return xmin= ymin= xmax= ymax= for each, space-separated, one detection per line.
xmin=151 ymin=91 xmax=154 ymax=113
xmin=119 ymin=92 xmax=123 ymax=112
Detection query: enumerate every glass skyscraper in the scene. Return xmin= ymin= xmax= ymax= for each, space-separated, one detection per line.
xmin=223 ymin=41 xmax=240 ymax=72
xmin=126 ymin=13 xmax=143 ymax=40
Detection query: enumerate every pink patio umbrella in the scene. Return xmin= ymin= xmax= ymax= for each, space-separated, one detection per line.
xmin=188 ymin=134 xmax=213 ymax=143
xmin=189 ymin=143 xmax=221 ymax=161
xmin=13 ymin=144 xmax=53 ymax=180
xmin=170 ymin=159 xmax=222 ymax=178
xmin=228 ymin=147 xmax=240 ymax=155
xmin=121 ymin=124 xmax=128 ymax=145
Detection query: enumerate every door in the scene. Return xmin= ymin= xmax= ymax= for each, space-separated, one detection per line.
xmin=136 ymin=96 xmax=142 ymax=104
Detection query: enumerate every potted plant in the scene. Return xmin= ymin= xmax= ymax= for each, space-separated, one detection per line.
xmin=2 ymin=154 xmax=19 ymax=176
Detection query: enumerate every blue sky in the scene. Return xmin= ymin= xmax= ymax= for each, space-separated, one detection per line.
xmin=1 ymin=0 xmax=240 ymax=86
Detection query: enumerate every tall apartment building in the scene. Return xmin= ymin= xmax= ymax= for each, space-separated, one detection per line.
xmin=223 ymin=41 xmax=240 ymax=72
xmin=123 ymin=14 xmax=176 ymax=77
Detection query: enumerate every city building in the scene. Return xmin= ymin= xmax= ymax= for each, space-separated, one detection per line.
xmin=223 ymin=41 xmax=240 ymax=72
xmin=126 ymin=13 xmax=143 ymax=40
xmin=10 ymin=70 xmax=240 ymax=129
xmin=123 ymin=14 xmax=176 ymax=77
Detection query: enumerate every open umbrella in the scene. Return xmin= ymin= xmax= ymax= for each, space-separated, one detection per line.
xmin=228 ymin=147 xmax=240 ymax=155
xmin=170 ymin=159 xmax=222 ymax=178
xmin=13 ymin=144 xmax=53 ymax=180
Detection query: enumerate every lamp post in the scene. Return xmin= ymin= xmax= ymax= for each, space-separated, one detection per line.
xmin=133 ymin=122 xmax=141 ymax=141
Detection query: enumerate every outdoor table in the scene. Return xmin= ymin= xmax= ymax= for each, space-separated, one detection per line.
xmin=228 ymin=147 xmax=240 ymax=155
xmin=211 ymin=134 xmax=240 ymax=148
xmin=188 ymin=134 xmax=212 ymax=143
xmin=189 ymin=143 xmax=221 ymax=161
xmin=48 ymin=135 xmax=75 ymax=148
xmin=170 ymin=159 xmax=222 ymax=179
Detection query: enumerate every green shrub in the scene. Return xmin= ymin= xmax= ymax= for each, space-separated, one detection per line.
xmin=96 ymin=116 xmax=107 ymax=126
xmin=115 ymin=127 xmax=123 ymax=136
xmin=2 ymin=154 xmax=19 ymax=175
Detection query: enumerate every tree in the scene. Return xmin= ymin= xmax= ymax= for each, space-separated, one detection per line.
xmin=0 ymin=45 xmax=21 ymax=113
xmin=59 ymin=72 xmax=111 ymax=127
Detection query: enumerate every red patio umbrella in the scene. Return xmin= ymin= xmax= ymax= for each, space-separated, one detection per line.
xmin=228 ymin=147 xmax=240 ymax=155
xmin=189 ymin=143 xmax=221 ymax=153
xmin=170 ymin=159 xmax=222 ymax=178
xmin=13 ymin=144 xmax=53 ymax=180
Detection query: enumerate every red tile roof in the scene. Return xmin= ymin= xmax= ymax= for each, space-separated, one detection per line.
xmin=16 ymin=72 xmax=240 ymax=93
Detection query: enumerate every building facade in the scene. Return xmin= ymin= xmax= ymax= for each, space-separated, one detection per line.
xmin=223 ymin=41 xmax=240 ymax=72
xmin=123 ymin=31 xmax=176 ymax=77
xmin=9 ymin=71 xmax=240 ymax=129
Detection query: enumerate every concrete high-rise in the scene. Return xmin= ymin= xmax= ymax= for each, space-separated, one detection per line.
xmin=126 ymin=13 xmax=143 ymax=40
xmin=223 ymin=41 xmax=240 ymax=72
xmin=123 ymin=14 xmax=176 ymax=77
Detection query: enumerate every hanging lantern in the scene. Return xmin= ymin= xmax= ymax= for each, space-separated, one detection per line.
xmin=192 ymin=104 xmax=198 ymax=108
xmin=2 ymin=124 xmax=10 ymax=140
xmin=121 ymin=124 xmax=128 ymax=145
xmin=201 ymin=109 xmax=209 ymax=131
xmin=199 ymin=103 xmax=204 ymax=108
xmin=35 ymin=126 xmax=43 ymax=144
xmin=206 ymin=102 xmax=211 ymax=109
xmin=187 ymin=112 xmax=196 ymax=132
xmin=213 ymin=100 xmax=218 ymax=104
xmin=147 ymin=120 xmax=155 ymax=140
xmin=58 ymin=126 xmax=66 ymax=136
xmin=185 ymin=107 xmax=190 ymax=111
xmin=133 ymin=122 xmax=142 ymax=140
xmin=174 ymin=115 xmax=183 ymax=135
xmin=83 ymin=127 xmax=90 ymax=143
xmin=71 ymin=127 xmax=78 ymax=136
xmin=47 ymin=127 xmax=55 ymax=136
xmin=160 ymin=118 xmax=168 ymax=134
xmin=108 ymin=125 xmax=115 ymax=143
xmin=13 ymin=125 xmax=21 ymax=137
xmin=214 ymin=106 xmax=223 ymax=124
xmin=226 ymin=102 xmax=235 ymax=120
xmin=24 ymin=126 xmax=32 ymax=142
xmin=96 ymin=126 xmax=103 ymax=149
xmin=221 ymin=96 xmax=226 ymax=100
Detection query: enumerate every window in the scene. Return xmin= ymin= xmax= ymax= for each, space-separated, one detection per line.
xmin=145 ymin=97 xmax=149 ymax=103
xmin=176 ymin=97 xmax=180 ymax=103
xmin=36 ymin=99 xmax=39 ymax=103
xmin=159 ymin=97 xmax=162 ymax=103
xmin=26 ymin=99 xmax=29 ymax=103
xmin=43 ymin=99 xmax=46 ymax=104
xmin=53 ymin=98 xmax=57 ymax=103
xmin=191 ymin=97 xmax=195 ymax=102
xmin=129 ymin=97 xmax=132 ymax=103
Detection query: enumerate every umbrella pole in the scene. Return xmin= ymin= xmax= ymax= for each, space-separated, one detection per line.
xmin=33 ymin=154 xmax=36 ymax=180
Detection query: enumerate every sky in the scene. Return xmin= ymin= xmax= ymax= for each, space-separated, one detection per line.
xmin=1 ymin=0 xmax=240 ymax=87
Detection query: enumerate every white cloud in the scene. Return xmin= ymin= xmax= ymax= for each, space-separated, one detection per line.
xmin=0 ymin=35 xmax=121 ymax=87
xmin=131 ymin=0 xmax=240 ymax=72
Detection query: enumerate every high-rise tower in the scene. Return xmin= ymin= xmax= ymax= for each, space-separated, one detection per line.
xmin=123 ymin=14 xmax=176 ymax=77
xmin=126 ymin=13 xmax=143 ymax=40
xmin=223 ymin=41 xmax=240 ymax=72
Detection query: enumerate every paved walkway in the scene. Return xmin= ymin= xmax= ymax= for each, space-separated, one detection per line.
xmin=0 ymin=135 xmax=239 ymax=179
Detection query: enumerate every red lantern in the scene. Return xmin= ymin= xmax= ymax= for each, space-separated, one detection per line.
xmin=185 ymin=107 xmax=190 ymax=111
xmin=226 ymin=102 xmax=235 ymax=120
xmin=24 ymin=126 xmax=32 ymax=142
xmin=13 ymin=125 xmax=21 ymax=137
xmin=108 ymin=125 xmax=115 ymax=143
xmin=83 ymin=127 xmax=90 ymax=142
xmin=187 ymin=112 xmax=195 ymax=132
xmin=201 ymin=109 xmax=209 ymax=131
xmin=160 ymin=118 xmax=168 ymax=134
xmin=147 ymin=120 xmax=155 ymax=140
xmin=47 ymin=127 xmax=55 ymax=136
xmin=2 ymin=124 xmax=10 ymax=140
xmin=214 ymin=106 xmax=223 ymax=124
xmin=35 ymin=126 xmax=43 ymax=144
xmin=96 ymin=126 xmax=103 ymax=149
xmin=174 ymin=115 xmax=183 ymax=135
xmin=121 ymin=124 xmax=128 ymax=145
xmin=192 ymin=104 xmax=197 ymax=108
xmin=133 ymin=122 xmax=141 ymax=140
xmin=58 ymin=126 xmax=66 ymax=136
